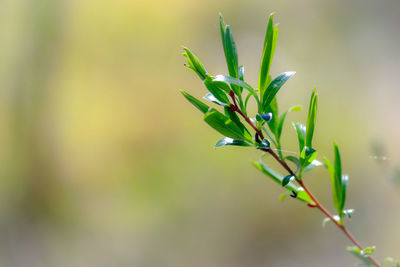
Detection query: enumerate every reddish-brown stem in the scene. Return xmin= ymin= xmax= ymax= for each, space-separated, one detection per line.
xmin=229 ymin=91 xmax=265 ymax=140
xmin=228 ymin=91 xmax=381 ymax=267
xmin=297 ymin=179 xmax=381 ymax=267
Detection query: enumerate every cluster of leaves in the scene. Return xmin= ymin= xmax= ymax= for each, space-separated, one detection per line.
xmin=182 ymin=13 xmax=321 ymax=202
xmin=180 ymin=13 xmax=396 ymax=266
xmin=181 ymin=12 xmax=336 ymax=210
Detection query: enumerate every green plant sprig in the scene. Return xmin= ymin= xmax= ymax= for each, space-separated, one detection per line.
xmin=180 ymin=13 xmax=389 ymax=267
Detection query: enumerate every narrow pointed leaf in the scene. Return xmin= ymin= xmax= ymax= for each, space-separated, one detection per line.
xmin=292 ymin=122 xmax=306 ymax=152
xmin=238 ymin=65 xmax=244 ymax=80
xmin=224 ymin=107 xmax=252 ymax=140
xmin=340 ymin=174 xmax=348 ymax=211
xmin=219 ymin=14 xmax=241 ymax=95
xmin=277 ymin=105 xmax=302 ymax=139
xmin=259 ymin=13 xmax=278 ymax=96
xmin=305 ymin=88 xmax=318 ymax=148
xmin=213 ymin=75 xmax=258 ymax=98
xmin=334 ymin=142 xmax=342 ymax=183
xmin=302 ymin=159 xmax=323 ymax=172
xmin=285 ymin=155 xmax=300 ymax=173
xmin=204 ymin=77 xmax=230 ymax=104
xmin=182 ymin=47 xmax=207 ymax=80
xmin=324 ymin=156 xmax=341 ymax=212
xmin=181 ymin=90 xmax=210 ymax=113
xmin=203 ymin=109 xmax=249 ymax=140
xmin=266 ymin=96 xmax=278 ymax=134
xmin=204 ymin=93 xmax=226 ymax=106
xmin=215 ymin=137 xmax=251 ymax=148
xmin=262 ymin=71 xmax=296 ymax=111
xmin=224 ymin=25 xmax=239 ymax=78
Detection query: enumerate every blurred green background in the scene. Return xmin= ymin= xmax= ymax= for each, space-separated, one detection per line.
xmin=0 ymin=0 xmax=400 ymax=266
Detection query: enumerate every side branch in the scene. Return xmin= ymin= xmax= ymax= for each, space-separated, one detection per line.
xmin=229 ymin=92 xmax=381 ymax=267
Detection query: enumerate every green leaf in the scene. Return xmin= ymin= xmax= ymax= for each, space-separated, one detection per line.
xmin=256 ymin=139 xmax=270 ymax=150
xmin=224 ymin=107 xmax=252 ymax=140
xmin=302 ymin=159 xmax=323 ymax=172
xmin=292 ymin=122 xmax=306 ymax=152
xmin=204 ymin=93 xmax=227 ymax=106
xmin=282 ymin=175 xmax=295 ymax=187
xmin=238 ymin=65 xmax=244 ymax=80
xmin=219 ymin=14 xmax=241 ymax=95
xmin=203 ymin=108 xmax=249 ymax=141
xmin=276 ymin=105 xmax=302 ymax=139
xmin=347 ymin=247 xmax=375 ymax=267
xmin=300 ymin=147 xmax=318 ymax=166
xmin=334 ymin=142 xmax=342 ymax=185
xmin=181 ymin=90 xmax=210 ymax=113
xmin=252 ymin=161 xmax=313 ymax=204
xmin=340 ymin=174 xmax=348 ymax=212
xmin=213 ymin=75 xmax=258 ymax=100
xmin=332 ymin=142 xmax=347 ymax=213
xmin=285 ymin=156 xmax=300 ymax=173
xmin=259 ymin=13 xmax=278 ymax=96
xmin=324 ymin=156 xmax=342 ymax=214
xmin=204 ymin=77 xmax=230 ymax=104
xmin=219 ymin=14 xmax=238 ymax=77
xmin=266 ymin=97 xmax=278 ymax=133
xmin=262 ymin=71 xmax=296 ymax=111
xmin=305 ymin=88 xmax=318 ymax=148
xmin=212 ymin=80 xmax=231 ymax=93
xmin=215 ymin=137 xmax=252 ymax=148
xmin=224 ymin=25 xmax=239 ymax=78
xmin=182 ymin=47 xmax=208 ymax=80
xmin=219 ymin=13 xmax=226 ymax=44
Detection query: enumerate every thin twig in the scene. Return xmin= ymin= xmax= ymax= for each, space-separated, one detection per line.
xmin=229 ymin=91 xmax=381 ymax=267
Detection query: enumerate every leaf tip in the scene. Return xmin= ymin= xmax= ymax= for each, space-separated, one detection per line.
xmin=269 ymin=12 xmax=275 ymax=19
xmin=286 ymin=71 xmax=296 ymax=77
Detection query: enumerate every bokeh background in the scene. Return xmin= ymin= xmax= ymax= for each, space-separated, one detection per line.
xmin=0 ymin=0 xmax=400 ymax=266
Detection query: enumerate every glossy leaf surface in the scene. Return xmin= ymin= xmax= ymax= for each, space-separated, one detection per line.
xmin=204 ymin=77 xmax=230 ymax=104
xmin=204 ymin=93 xmax=227 ymax=106
xmin=224 ymin=107 xmax=252 ymax=140
xmin=203 ymin=109 xmax=249 ymax=140
xmin=215 ymin=137 xmax=252 ymax=148
xmin=292 ymin=122 xmax=306 ymax=152
xmin=262 ymin=71 xmax=295 ymax=111
xmin=282 ymin=175 xmax=295 ymax=187
xmin=213 ymin=75 xmax=258 ymax=99
xmin=182 ymin=47 xmax=207 ymax=80
xmin=259 ymin=13 xmax=278 ymax=96
xmin=181 ymin=90 xmax=210 ymax=113
xmin=305 ymin=88 xmax=318 ymax=148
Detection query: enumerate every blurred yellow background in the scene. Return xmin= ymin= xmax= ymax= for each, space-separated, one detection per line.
xmin=0 ymin=0 xmax=399 ymax=266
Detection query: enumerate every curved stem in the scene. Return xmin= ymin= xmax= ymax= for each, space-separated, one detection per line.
xmin=229 ymin=94 xmax=381 ymax=267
